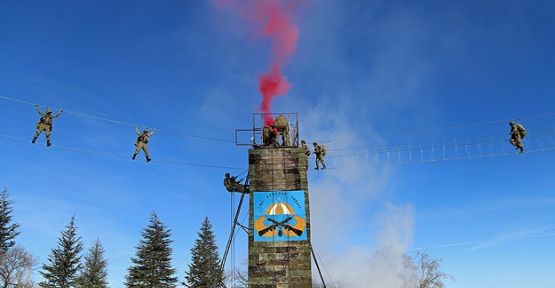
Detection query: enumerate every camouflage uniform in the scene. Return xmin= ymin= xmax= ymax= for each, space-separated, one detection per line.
xmin=274 ymin=114 xmax=290 ymax=147
xmin=262 ymin=126 xmax=271 ymax=146
xmin=301 ymin=140 xmax=311 ymax=169
xmin=509 ymin=122 xmax=525 ymax=154
xmin=224 ymin=173 xmax=246 ymax=193
xmin=313 ymin=142 xmax=326 ymax=170
xmin=132 ymin=127 xmax=155 ymax=162
xmin=32 ymin=106 xmax=63 ymax=147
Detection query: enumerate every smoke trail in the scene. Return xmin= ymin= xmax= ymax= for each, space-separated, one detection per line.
xmin=215 ymin=0 xmax=301 ymax=124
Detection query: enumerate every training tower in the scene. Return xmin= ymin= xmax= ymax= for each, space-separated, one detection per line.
xmin=236 ymin=113 xmax=313 ymax=287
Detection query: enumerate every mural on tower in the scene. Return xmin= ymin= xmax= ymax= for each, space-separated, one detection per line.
xmin=253 ymin=190 xmax=307 ymax=242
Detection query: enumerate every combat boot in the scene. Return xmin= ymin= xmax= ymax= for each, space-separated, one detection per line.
xmin=132 ymin=154 xmax=137 ymax=160
xmin=32 ymin=137 xmax=37 ymax=144
xmin=47 ymin=141 xmax=52 ymax=147
xmin=146 ymin=158 xmax=152 ymax=162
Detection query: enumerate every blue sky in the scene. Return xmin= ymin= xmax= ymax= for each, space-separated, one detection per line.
xmin=1 ymin=0 xmax=555 ymax=287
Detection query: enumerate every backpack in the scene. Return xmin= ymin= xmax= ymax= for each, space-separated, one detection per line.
xmin=517 ymin=124 xmax=526 ymax=138
xmin=320 ymin=144 xmax=327 ymax=156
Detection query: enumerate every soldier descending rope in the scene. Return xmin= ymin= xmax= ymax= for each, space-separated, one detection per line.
xmin=509 ymin=121 xmax=526 ymax=154
xmin=132 ymin=127 xmax=156 ymax=162
xmin=32 ymin=105 xmax=63 ymax=147
xmin=223 ymin=173 xmax=249 ymax=193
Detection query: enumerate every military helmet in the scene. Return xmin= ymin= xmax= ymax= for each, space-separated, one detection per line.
xmin=301 ymin=140 xmax=306 ymax=144
xmin=225 ymin=173 xmax=230 ymax=177
xmin=313 ymin=142 xmax=318 ymax=146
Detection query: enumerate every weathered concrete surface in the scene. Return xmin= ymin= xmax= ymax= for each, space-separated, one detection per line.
xmin=248 ymin=147 xmax=312 ymax=288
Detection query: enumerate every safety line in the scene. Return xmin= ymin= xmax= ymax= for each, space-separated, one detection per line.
xmin=0 ymin=95 xmax=234 ymax=143
xmin=318 ymin=111 xmax=555 ymax=144
xmin=0 ymin=132 xmax=245 ymax=171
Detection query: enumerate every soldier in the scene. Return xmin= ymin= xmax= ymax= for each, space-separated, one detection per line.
xmin=132 ymin=127 xmax=156 ymax=162
xmin=301 ymin=140 xmax=311 ymax=169
xmin=509 ymin=121 xmax=526 ymax=154
xmin=313 ymin=142 xmax=327 ymax=170
xmin=223 ymin=173 xmax=247 ymax=193
xmin=32 ymin=105 xmax=63 ymax=147
xmin=273 ymin=114 xmax=290 ymax=147
xmin=262 ymin=125 xmax=271 ymax=146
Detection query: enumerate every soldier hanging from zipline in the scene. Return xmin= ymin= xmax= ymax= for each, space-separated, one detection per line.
xmin=313 ymin=142 xmax=327 ymax=170
xmin=132 ymin=127 xmax=156 ymax=162
xmin=509 ymin=121 xmax=526 ymax=154
xmin=32 ymin=105 xmax=63 ymax=147
xmin=223 ymin=173 xmax=249 ymax=193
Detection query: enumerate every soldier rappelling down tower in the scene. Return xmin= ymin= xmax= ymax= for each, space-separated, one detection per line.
xmin=509 ymin=121 xmax=526 ymax=154
xmin=132 ymin=127 xmax=156 ymax=162
xmin=224 ymin=173 xmax=249 ymax=193
xmin=32 ymin=105 xmax=63 ymax=147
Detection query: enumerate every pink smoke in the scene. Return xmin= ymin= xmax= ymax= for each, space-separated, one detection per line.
xmin=216 ymin=0 xmax=301 ymax=125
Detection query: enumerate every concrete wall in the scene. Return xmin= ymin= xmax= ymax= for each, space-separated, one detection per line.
xmin=248 ymin=147 xmax=312 ymax=288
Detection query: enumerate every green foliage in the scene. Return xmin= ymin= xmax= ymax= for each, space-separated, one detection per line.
xmin=0 ymin=188 xmax=20 ymax=253
xmin=39 ymin=216 xmax=84 ymax=288
xmin=76 ymin=239 xmax=109 ymax=288
xmin=125 ymin=212 xmax=177 ymax=288
xmin=184 ymin=217 xmax=224 ymax=288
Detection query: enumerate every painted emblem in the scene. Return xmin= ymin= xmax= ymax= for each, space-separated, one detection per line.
xmin=253 ymin=190 xmax=307 ymax=242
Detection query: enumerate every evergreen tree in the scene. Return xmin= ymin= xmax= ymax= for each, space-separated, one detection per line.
xmin=39 ymin=216 xmax=83 ymax=288
xmin=125 ymin=212 xmax=177 ymax=288
xmin=184 ymin=217 xmax=224 ymax=288
xmin=0 ymin=188 xmax=20 ymax=253
xmin=75 ymin=239 xmax=108 ymax=288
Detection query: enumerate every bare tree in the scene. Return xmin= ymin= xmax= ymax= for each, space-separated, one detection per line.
xmin=414 ymin=251 xmax=452 ymax=288
xmin=0 ymin=246 xmax=38 ymax=288
xmin=226 ymin=270 xmax=248 ymax=288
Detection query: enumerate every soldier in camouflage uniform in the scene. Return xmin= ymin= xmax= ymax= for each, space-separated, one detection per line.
xmin=132 ymin=127 xmax=156 ymax=162
xmin=509 ymin=121 xmax=526 ymax=154
xmin=32 ymin=105 xmax=63 ymax=147
xmin=224 ymin=173 xmax=247 ymax=193
xmin=273 ymin=114 xmax=290 ymax=147
xmin=313 ymin=142 xmax=327 ymax=170
xmin=301 ymin=140 xmax=311 ymax=169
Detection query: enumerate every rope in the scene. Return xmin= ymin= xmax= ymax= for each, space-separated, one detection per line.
xmin=0 ymin=132 xmax=246 ymax=170
xmin=0 ymin=95 xmax=234 ymax=143
xmin=318 ymin=111 xmax=555 ymax=144
xmin=311 ymin=246 xmax=327 ymax=288
xmin=312 ymin=246 xmax=337 ymax=288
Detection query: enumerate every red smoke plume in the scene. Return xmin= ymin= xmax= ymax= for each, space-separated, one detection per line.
xmin=216 ymin=0 xmax=301 ymax=125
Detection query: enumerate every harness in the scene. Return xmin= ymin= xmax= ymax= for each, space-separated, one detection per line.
xmin=39 ymin=115 xmax=53 ymax=126
xmin=137 ymin=134 xmax=149 ymax=144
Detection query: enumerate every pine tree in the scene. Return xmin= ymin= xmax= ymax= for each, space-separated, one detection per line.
xmin=0 ymin=188 xmax=20 ymax=253
xmin=39 ymin=216 xmax=83 ymax=288
xmin=184 ymin=217 xmax=224 ymax=288
xmin=75 ymin=239 xmax=109 ymax=288
xmin=125 ymin=212 xmax=177 ymax=288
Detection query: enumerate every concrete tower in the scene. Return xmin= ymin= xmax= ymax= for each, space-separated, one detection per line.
xmin=238 ymin=113 xmax=312 ymax=287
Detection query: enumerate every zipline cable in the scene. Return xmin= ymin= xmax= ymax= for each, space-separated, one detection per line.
xmin=0 ymin=95 xmax=234 ymax=143
xmin=0 ymin=132 xmax=245 ymax=171
xmin=318 ymin=111 xmax=555 ymax=145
